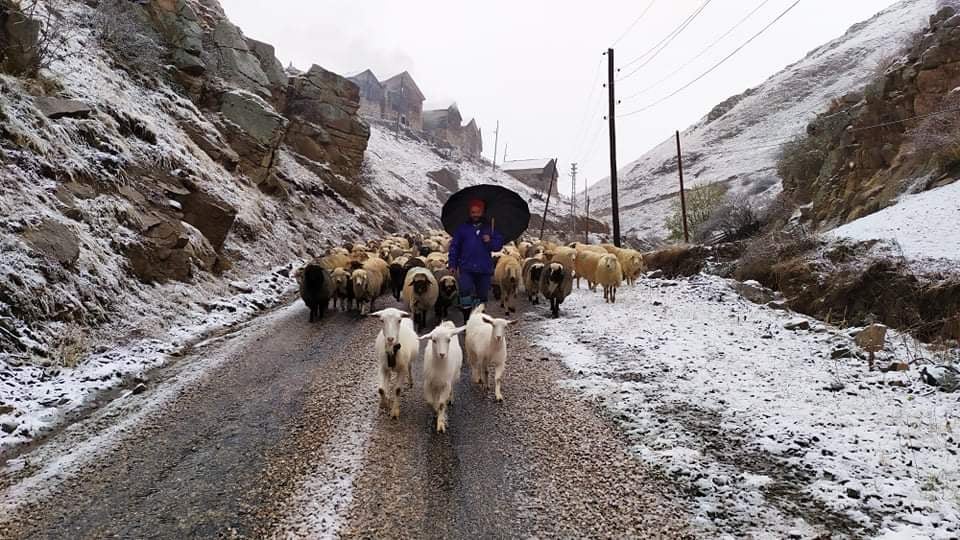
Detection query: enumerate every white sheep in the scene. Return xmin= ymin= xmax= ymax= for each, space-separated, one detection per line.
xmin=595 ymin=253 xmax=623 ymax=303
xmin=421 ymin=321 xmax=466 ymax=433
xmin=371 ymin=308 xmax=418 ymax=419
xmin=465 ymin=304 xmax=516 ymax=402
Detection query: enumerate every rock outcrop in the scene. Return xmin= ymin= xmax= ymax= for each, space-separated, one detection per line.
xmin=782 ymin=4 xmax=960 ymax=229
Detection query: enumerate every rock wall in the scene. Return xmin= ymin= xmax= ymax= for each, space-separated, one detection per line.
xmin=782 ymin=4 xmax=960 ymax=229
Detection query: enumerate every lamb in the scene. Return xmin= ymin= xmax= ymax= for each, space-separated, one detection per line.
xmin=434 ymin=273 xmax=459 ymax=321
xmin=330 ymin=267 xmax=353 ymax=311
xmin=539 ymin=262 xmax=573 ymax=318
xmin=493 ymin=255 xmax=523 ymax=313
xmin=421 ymin=321 xmax=467 ymax=433
xmin=522 ymin=258 xmax=545 ymax=304
xmin=389 ymin=256 xmax=410 ymax=301
xmin=372 ymin=308 xmax=418 ymax=419
xmin=299 ymin=263 xmax=333 ymax=322
xmin=595 ymin=254 xmax=623 ymax=303
xmin=465 ymin=304 xmax=515 ymax=401
xmin=402 ymin=267 xmax=439 ymax=331
xmin=351 ymin=269 xmax=379 ymax=315
xmin=362 ymin=257 xmax=391 ymax=296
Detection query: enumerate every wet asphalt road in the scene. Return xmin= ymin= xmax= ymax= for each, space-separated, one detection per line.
xmin=0 ymin=298 xmax=691 ymax=539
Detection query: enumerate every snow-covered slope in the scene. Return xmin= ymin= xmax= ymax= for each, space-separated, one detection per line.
xmin=829 ymin=179 xmax=960 ymax=264
xmin=588 ymin=0 xmax=935 ymax=240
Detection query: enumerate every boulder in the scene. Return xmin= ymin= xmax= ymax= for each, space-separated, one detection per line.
xmin=732 ymin=279 xmax=775 ymax=304
xmin=206 ymin=21 xmax=272 ymax=98
xmin=427 ymin=167 xmax=460 ymax=192
xmin=784 ymin=318 xmax=811 ymax=331
xmin=172 ymin=189 xmax=237 ymax=251
xmin=22 ymin=218 xmax=80 ymax=267
xmin=33 ymin=97 xmax=93 ymax=119
xmin=855 ymin=323 xmax=887 ymax=353
xmin=218 ymin=90 xmax=287 ymax=182
xmin=126 ymin=219 xmax=217 ymax=283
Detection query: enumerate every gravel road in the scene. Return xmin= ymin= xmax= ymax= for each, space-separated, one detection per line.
xmin=0 ymin=298 xmax=691 ymax=539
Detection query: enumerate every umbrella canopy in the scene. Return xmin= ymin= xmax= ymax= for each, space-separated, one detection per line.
xmin=441 ymin=184 xmax=530 ymax=243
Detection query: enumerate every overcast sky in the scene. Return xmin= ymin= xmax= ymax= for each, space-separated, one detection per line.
xmin=220 ymin=0 xmax=899 ymax=195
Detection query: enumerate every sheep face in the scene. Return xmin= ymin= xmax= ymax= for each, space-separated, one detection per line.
xmin=438 ymin=276 xmax=458 ymax=298
xmin=530 ymin=263 xmax=544 ymax=282
xmin=421 ymin=324 xmax=466 ymax=359
xmin=373 ymin=308 xmax=409 ymax=347
xmin=332 ymin=269 xmax=350 ymax=294
xmin=412 ymin=274 xmax=431 ymax=295
xmin=481 ymin=314 xmax=517 ymax=345
xmin=352 ymin=269 xmax=369 ymax=294
xmin=544 ymin=263 xmax=565 ymax=294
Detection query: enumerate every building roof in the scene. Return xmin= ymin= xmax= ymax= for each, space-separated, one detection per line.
xmin=348 ymin=69 xmax=383 ymax=88
xmin=382 ymin=71 xmax=426 ymax=101
xmin=501 ymin=158 xmax=555 ymax=172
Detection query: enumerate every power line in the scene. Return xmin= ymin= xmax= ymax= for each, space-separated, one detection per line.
xmin=611 ymin=0 xmax=658 ymax=47
xmin=621 ymin=0 xmax=772 ymax=102
xmin=568 ymin=57 xmax=606 ymax=156
xmin=619 ymin=0 xmax=802 ymax=118
xmin=616 ymin=0 xmax=713 ymax=81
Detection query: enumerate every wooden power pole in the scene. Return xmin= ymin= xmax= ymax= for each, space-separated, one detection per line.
xmin=607 ymin=48 xmax=621 ymax=247
xmin=675 ymin=130 xmax=690 ymax=243
xmin=570 ymin=162 xmax=578 ymax=238
xmin=539 ymin=158 xmax=558 ymax=240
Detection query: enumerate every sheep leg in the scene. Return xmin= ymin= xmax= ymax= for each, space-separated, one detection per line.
xmin=390 ymin=387 xmax=401 ymax=419
xmin=494 ymin=363 xmax=505 ymax=402
xmin=436 ymin=402 xmax=447 ymax=433
xmin=406 ymin=361 xmax=414 ymax=389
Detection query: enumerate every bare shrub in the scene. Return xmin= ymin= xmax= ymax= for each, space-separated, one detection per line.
xmin=776 ymin=135 xmax=828 ymax=187
xmin=909 ymin=91 xmax=960 ymax=170
xmin=734 ymin=229 xmax=819 ymax=286
xmin=664 ymin=182 xmax=725 ymax=241
xmin=696 ymin=195 xmax=761 ymax=244
xmin=93 ymin=0 xmax=164 ymax=76
xmin=2 ymin=0 xmax=75 ymax=77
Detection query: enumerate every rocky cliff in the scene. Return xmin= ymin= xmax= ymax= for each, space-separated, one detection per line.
xmin=781 ymin=3 xmax=960 ymax=229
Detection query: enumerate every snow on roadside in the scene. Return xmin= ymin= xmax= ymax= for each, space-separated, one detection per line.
xmin=829 ymin=179 xmax=960 ymax=265
xmin=0 ymin=263 xmax=299 ymax=452
xmin=534 ymin=276 xmax=959 ymax=539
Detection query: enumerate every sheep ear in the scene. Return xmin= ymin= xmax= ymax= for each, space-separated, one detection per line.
xmin=480 ymin=314 xmax=495 ymax=324
xmin=419 ymin=334 xmax=431 ymax=341
xmin=508 ymin=319 xmax=519 ymax=325
xmin=369 ymin=309 xmax=385 ymax=318
xmin=400 ymin=311 xmax=411 ymax=318
xmin=452 ymin=326 xmax=468 ymax=335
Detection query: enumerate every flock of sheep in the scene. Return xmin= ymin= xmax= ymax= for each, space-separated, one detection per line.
xmin=296 ymin=231 xmax=648 ymax=432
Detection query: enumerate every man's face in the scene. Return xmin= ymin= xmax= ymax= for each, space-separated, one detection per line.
xmin=469 ymin=206 xmax=483 ymax=221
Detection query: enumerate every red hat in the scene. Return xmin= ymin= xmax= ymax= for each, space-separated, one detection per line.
xmin=468 ymin=198 xmax=485 ymax=212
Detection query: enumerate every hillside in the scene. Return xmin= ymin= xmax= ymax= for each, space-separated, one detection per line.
xmin=0 ymin=0 xmax=570 ymax=450
xmin=587 ymin=0 xmax=936 ymax=240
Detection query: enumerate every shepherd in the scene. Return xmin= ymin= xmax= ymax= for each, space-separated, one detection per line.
xmin=442 ymin=184 xmax=531 ymax=321
xmin=448 ymin=198 xmax=504 ymax=321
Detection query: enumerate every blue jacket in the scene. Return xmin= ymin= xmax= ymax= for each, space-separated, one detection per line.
xmin=448 ymin=219 xmax=504 ymax=274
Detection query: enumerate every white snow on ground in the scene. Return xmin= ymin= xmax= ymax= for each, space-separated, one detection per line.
xmin=0 ymin=263 xmax=299 ymax=451
xmin=0 ymin=301 xmax=304 ymax=515
xmin=829 ymin=179 xmax=960 ymax=264
xmin=587 ymin=0 xmax=935 ymax=240
xmin=534 ymin=277 xmax=959 ymax=539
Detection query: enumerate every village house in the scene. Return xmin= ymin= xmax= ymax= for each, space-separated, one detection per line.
xmin=422 ymin=103 xmax=484 ymax=158
xmin=382 ymin=71 xmax=425 ymax=131
xmin=501 ymin=158 xmax=560 ymax=197
xmin=348 ymin=69 xmax=386 ymax=119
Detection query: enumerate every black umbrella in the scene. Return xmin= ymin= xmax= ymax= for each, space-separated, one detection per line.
xmin=441 ymin=184 xmax=531 ymax=243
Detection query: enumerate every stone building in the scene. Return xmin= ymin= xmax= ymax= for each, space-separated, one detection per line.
xmin=348 ymin=69 xmax=386 ymax=119
xmin=423 ymin=103 xmax=483 ymax=158
xmin=502 ymin=158 xmax=560 ymax=197
xmin=382 ymin=71 xmax=425 ymax=130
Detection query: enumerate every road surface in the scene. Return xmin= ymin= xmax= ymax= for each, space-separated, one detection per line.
xmin=0 ymin=298 xmax=690 ymax=538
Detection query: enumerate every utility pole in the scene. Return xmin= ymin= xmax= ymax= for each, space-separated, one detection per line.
xmin=491 ymin=120 xmax=500 ymax=170
xmin=539 ymin=158 xmax=558 ymax=240
xmin=570 ymin=163 xmax=578 ymax=238
xmin=502 ymin=143 xmax=508 ymax=164
xmin=607 ymin=48 xmax=621 ymax=247
xmin=676 ymin=130 xmax=690 ymax=243
xmin=584 ymin=173 xmax=590 ymax=243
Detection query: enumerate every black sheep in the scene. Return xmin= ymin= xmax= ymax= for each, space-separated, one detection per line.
xmin=300 ymin=264 xmax=333 ymax=322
